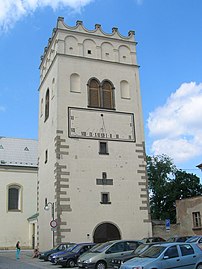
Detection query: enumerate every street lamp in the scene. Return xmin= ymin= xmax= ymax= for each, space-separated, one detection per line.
xmin=44 ymin=198 xmax=55 ymax=248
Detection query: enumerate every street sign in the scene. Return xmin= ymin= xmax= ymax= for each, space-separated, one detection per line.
xmin=50 ymin=219 xmax=57 ymax=228
xmin=165 ymin=219 xmax=170 ymax=230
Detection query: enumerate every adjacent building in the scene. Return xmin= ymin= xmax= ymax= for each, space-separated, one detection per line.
xmin=0 ymin=137 xmax=38 ymax=249
xmin=38 ymin=17 xmax=152 ymax=250
xmin=176 ymin=196 xmax=202 ymax=236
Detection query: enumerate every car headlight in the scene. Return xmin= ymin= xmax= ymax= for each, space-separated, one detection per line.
xmin=83 ymin=259 xmax=93 ymax=263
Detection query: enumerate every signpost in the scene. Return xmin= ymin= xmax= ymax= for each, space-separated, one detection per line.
xmin=165 ymin=219 xmax=170 ymax=231
xmin=50 ymin=219 xmax=57 ymax=228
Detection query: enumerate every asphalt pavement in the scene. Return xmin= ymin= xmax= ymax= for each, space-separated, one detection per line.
xmin=0 ymin=250 xmax=74 ymax=269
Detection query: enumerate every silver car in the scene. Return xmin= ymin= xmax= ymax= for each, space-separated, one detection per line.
xmin=77 ymin=240 xmax=142 ymax=269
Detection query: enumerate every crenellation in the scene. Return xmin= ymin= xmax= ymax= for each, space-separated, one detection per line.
xmin=39 ymin=17 xmax=137 ymax=81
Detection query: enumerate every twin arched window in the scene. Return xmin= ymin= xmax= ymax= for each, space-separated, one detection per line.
xmin=88 ymin=78 xmax=115 ymax=109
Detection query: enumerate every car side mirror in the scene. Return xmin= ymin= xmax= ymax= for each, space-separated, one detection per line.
xmin=106 ymin=250 xmax=111 ymax=254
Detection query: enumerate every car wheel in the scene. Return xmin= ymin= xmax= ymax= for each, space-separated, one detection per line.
xmin=96 ymin=261 xmax=106 ymax=269
xmin=197 ymin=264 xmax=202 ymax=269
xmin=68 ymin=259 xmax=76 ymax=268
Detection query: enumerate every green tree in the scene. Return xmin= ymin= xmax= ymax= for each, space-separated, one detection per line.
xmin=147 ymin=154 xmax=202 ymax=223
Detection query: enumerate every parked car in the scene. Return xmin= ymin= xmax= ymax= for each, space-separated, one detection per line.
xmin=141 ymin=237 xmax=165 ymax=243
xmin=77 ymin=240 xmax=142 ymax=269
xmin=186 ymin=235 xmax=202 ymax=243
xmin=109 ymin=242 xmax=163 ymax=269
xmin=120 ymin=242 xmax=202 ymax=269
xmin=167 ymin=236 xmax=192 ymax=242
xmin=48 ymin=244 xmax=78 ymax=263
xmin=55 ymin=242 xmax=96 ymax=267
xmin=38 ymin=242 xmax=75 ymax=261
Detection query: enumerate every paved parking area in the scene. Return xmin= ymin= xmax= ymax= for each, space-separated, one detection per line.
xmin=0 ymin=250 xmax=76 ymax=269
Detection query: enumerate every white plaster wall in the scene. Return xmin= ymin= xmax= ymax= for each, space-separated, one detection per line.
xmin=38 ymin=27 xmax=151 ymax=250
xmin=38 ymin=60 xmax=59 ymax=250
xmin=0 ymin=168 xmax=37 ymax=248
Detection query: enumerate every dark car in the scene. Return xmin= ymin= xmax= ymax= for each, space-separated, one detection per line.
xmin=57 ymin=243 xmax=96 ymax=267
xmin=166 ymin=236 xmax=192 ymax=242
xmin=38 ymin=242 xmax=75 ymax=261
xmin=109 ymin=242 xmax=161 ymax=269
xmin=50 ymin=242 xmax=95 ymax=266
xmin=141 ymin=237 xmax=165 ymax=243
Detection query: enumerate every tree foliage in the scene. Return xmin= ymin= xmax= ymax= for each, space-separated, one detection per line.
xmin=147 ymin=154 xmax=202 ymax=223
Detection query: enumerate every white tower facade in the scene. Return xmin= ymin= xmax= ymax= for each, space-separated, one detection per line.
xmin=38 ymin=17 xmax=152 ymax=250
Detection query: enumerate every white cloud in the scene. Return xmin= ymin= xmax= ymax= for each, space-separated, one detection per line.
xmin=147 ymin=82 xmax=202 ymax=163
xmin=0 ymin=0 xmax=94 ymax=32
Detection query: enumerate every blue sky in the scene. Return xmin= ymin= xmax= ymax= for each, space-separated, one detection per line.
xmin=0 ymin=0 xmax=202 ymax=178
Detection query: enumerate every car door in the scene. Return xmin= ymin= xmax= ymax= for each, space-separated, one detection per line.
xmin=160 ymin=245 xmax=182 ymax=269
xmin=105 ymin=242 xmax=126 ymax=264
xmin=178 ymin=244 xmax=197 ymax=269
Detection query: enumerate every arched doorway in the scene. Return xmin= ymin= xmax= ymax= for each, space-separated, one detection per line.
xmin=93 ymin=222 xmax=121 ymax=243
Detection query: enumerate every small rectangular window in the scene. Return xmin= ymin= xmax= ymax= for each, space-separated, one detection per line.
xmin=45 ymin=150 xmax=48 ymax=164
xmin=101 ymin=193 xmax=111 ymax=204
xmin=99 ymin=141 xmax=108 ymax=155
xmin=88 ymin=50 xmax=92 ymax=54
xmin=102 ymin=172 xmax=107 ymax=179
xmin=193 ymin=212 xmax=201 ymax=227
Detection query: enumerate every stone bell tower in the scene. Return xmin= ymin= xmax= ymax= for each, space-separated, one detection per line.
xmin=38 ymin=17 xmax=151 ymax=250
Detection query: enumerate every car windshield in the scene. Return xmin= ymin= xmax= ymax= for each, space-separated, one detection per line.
xmin=67 ymin=245 xmax=77 ymax=252
xmin=90 ymin=242 xmax=113 ymax=253
xmin=186 ymin=236 xmax=200 ymax=243
xmin=71 ymin=245 xmax=83 ymax=253
xmin=140 ymin=245 xmax=166 ymax=258
xmin=133 ymin=244 xmax=150 ymax=255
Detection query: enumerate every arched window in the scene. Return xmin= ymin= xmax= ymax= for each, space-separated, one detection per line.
xmin=52 ymin=78 xmax=55 ymax=98
xmin=120 ymin=80 xmax=130 ymax=99
xmin=88 ymin=79 xmax=100 ymax=108
xmin=70 ymin=73 xmax=81 ymax=93
xmin=45 ymin=89 xmax=50 ymax=121
xmin=88 ymin=78 xmax=115 ymax=109
xmin=102 ymin=80 xmax=114 ymax=109
xmin=8 ymin=185 xmax=21 ymax=211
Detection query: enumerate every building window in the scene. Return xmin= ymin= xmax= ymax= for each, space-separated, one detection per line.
xmin=193 ymin=212 xmax=201 ymax=228
xmin=8 ymin=185 xmax=21 ymax=211
xmin=101 ymin=192 xmax=111 ymax=204
xmin=45 ymin=88 xmax=50 ymax=121
xmin=102 ymin=172 xmax=107 ymax=179
xmin=99 ymin=141 xmax=108 ymax=155
xmin=102 ymin=81 xmax=114 ymax=109
xmin=88 ymin=78 xmax=115 ymax=109
xmin=45 ymin=150 xmax=48 ymax=163
xmin=88 ymin=79 xmax=100 ymax=108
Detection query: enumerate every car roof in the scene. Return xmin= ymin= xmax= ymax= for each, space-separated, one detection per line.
xmin=150 ymin=242 xmax=195 ymax=247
